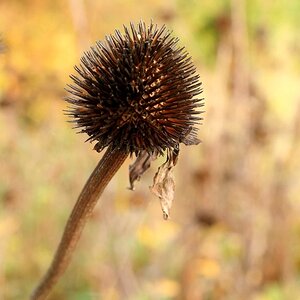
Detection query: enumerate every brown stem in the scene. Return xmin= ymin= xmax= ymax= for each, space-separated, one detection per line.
xmin=31 ymin=146 xmax=128 ymax=300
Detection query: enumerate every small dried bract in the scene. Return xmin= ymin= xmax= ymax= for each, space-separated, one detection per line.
xmin=66 ymin=21 xmax=204 ymax=218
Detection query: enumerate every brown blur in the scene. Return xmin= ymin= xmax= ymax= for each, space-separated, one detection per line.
xmin=1 ymin=0 xmax=300 ymax=299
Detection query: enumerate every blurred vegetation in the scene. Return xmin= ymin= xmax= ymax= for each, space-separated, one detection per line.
xmin=1 ymin=0 xmax=300 ymax=299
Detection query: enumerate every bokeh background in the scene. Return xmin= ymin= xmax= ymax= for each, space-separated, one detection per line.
xmin=1 ymin=0 xmax=300 ymax=299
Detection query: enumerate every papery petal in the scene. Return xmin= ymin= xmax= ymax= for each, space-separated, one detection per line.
xmin=129 ymin=151 xmax=157 ymax=190
xmin=150 ymin=148 xmax=179 ymax=219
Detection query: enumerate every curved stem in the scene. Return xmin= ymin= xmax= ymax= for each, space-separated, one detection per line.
xmin=31 ymin=147 xmax=128 ymax=300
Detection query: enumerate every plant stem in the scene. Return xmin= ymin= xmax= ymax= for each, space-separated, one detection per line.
xmin=31 ymin=146 xmax=128 ymax=300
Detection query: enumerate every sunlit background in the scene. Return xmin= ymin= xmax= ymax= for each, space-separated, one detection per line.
xmin=1 ymin=0 xmax=300 ymax=299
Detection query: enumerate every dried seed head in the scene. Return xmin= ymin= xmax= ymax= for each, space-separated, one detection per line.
xmin=66 ymin=21 xmax=203 ymax=155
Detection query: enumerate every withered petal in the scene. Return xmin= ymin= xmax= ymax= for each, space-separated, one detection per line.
xmin=128 ymin=150 xmax=157 ymax=190
xmin=150 ymin=148 xmax=179 ymax=219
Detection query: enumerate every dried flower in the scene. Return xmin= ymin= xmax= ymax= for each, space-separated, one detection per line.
xmin=32 ymin=22 xmax=203 ymax=300
xmin=66 ymin=21 xmax=204 ymax=218
xmin=66 ymin=21 xmax=203 ymax=156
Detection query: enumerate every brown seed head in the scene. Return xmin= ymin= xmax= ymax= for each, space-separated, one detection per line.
xmin=66 ymin=21 xmax=203 ymax=155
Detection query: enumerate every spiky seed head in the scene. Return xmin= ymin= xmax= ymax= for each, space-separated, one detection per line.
xmin=66 ymin=21 xmax=203 ymax=155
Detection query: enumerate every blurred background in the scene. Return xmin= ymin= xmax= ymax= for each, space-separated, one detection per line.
xmin=1 ymin=0 xmax=300 ymax=299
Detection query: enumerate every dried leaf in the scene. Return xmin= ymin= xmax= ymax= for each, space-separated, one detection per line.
xmin=129 ymin=151 xmax=157 ymax=190
xmin=150 ymin=149 xmax=179 ymax=220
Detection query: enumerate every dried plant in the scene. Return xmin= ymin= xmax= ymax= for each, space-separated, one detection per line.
xmin=31 ymin=21 xmax=203 ymax=299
